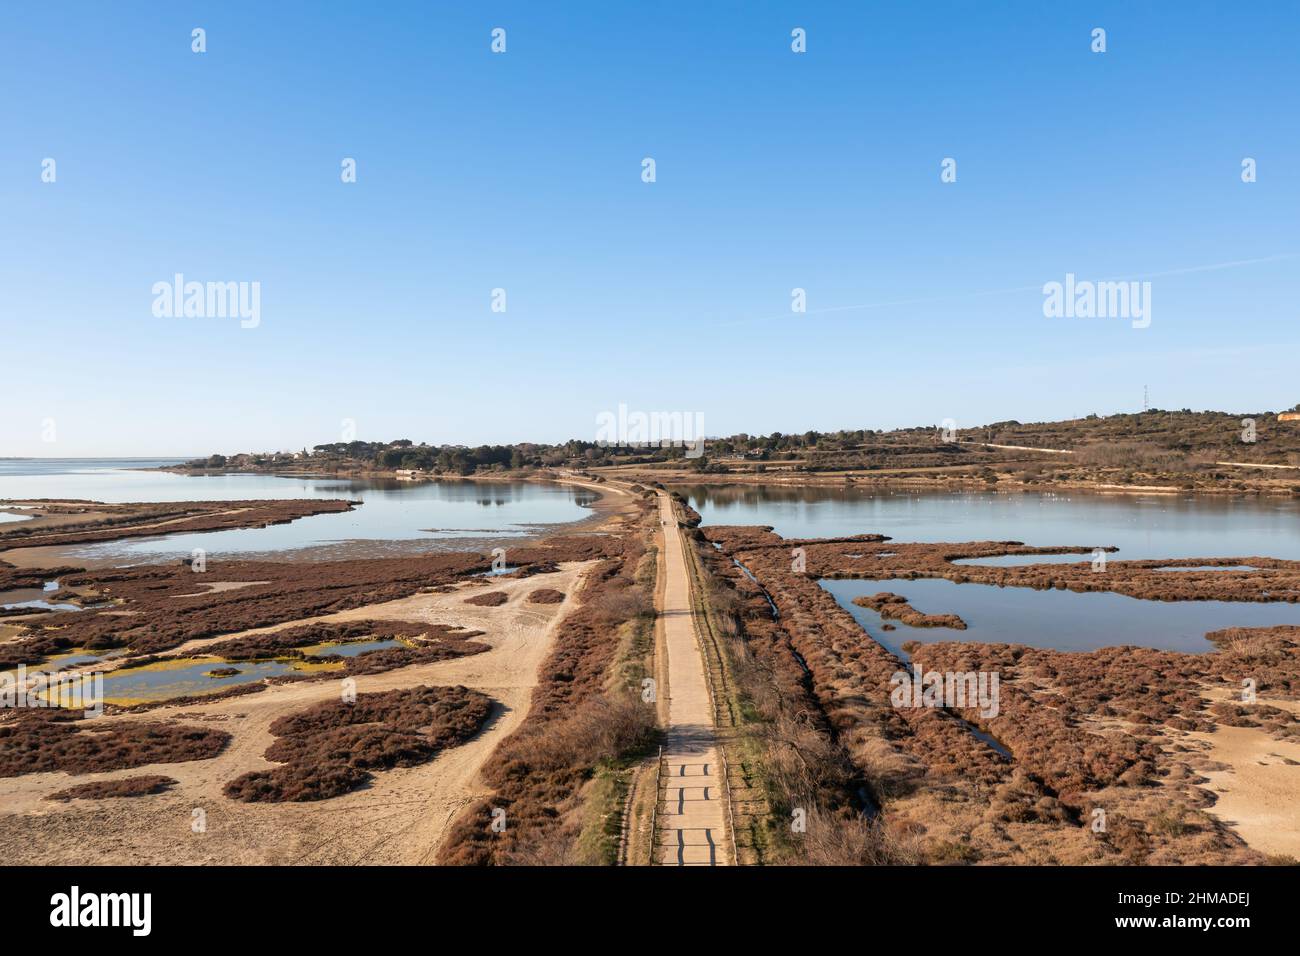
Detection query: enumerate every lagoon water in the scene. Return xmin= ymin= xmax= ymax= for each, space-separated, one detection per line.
xmin=98 ymin=657 xmax=329 ymax=704
xmin=684 ymin=483 xmax=1300 ymax=654
xmin=0 ymin=459 xmax=596 ymax=562
xmin=675 ymin=484 xmax=1300 ymax=561
xmin=7 ymin=463 xmax=1299 ymax=658
xmin=822 ymin=576 xmax=1300 ymax=656
xmin=95 ymin=639 xmax=404 ymax=704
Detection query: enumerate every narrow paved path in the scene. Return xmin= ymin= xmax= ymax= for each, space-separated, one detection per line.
xmin=654 ymin=493 xmax=731 ymax=866
xmin=956 ymin=440 xmax=1074 ymax=455
xmin=1214 ymin=460 xmax=1300 ymax=470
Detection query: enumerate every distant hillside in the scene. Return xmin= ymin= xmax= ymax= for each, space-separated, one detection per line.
xmin=954 ymin=410 xmax=1300 ymax=464
xmin=174 ymin=409 xmax=1300 ymax=481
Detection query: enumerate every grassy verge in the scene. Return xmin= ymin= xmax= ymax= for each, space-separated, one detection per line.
xmin=678 ymin=515 xmax=782 ymax=864
xmin=568 ymin=539 xmax=664 ymax=866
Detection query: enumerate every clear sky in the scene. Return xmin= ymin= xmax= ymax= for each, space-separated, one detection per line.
xmin=2 ymin=1 xmax=1297 ymax=456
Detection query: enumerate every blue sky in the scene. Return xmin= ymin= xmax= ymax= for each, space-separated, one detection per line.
xmin=1 ymin=1 xmax=1297 ymax=456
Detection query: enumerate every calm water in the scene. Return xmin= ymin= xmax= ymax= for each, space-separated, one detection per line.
xmin=0 ymin=648 xmax=124 ymax=680
xmin=95 ymin=638 xmax=402 ymax=703
xmin=307 ymin=638 xmax=402 ymax=658
xmin=98 ymin=657 xmax=333 ymax=704
xmin=950 ymin=555 xmax=1261 ymax=570
xmin=822 ymin=577 xmax=1300 ymax=656
xmin=0 ymin=459 xmax=596 ymax=561
xmin=0 ymin=578 xmax=84 ymax=612
xmin=676 ymin=484 xmax=1300 ymax=560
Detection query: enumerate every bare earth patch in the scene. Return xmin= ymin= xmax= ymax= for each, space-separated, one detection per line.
xmin=1191 ymin=694 xmax=1300 ymax=859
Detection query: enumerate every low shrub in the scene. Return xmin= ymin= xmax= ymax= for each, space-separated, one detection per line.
xmin=224 ymin=685 xmax=492 ymax=802
xmin=526 ymin=588 xmax=565 ymax=605
xmin=47 ymin=774 xmax=177 ymax=801
xmin=0 ymin=712 xmax=230 ymax=777
xmin=464 ymin=591 xmax=509 ymax=607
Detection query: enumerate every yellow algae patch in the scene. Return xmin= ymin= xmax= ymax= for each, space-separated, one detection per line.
xmin=296 ymin=636 xmax=413 ymax=657
xmin=95 ymin=655 xmax=344 ymax=706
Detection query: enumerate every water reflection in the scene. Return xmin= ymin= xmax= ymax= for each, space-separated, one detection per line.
xmin=674 ymin=484 xmax=1300 ymax=561
xmin=823 ymin=576 xmax=1300 ymax=656
xmin=0 ymin=463 xmax=597 ymax=563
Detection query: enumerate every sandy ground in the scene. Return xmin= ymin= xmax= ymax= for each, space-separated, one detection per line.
xmin=170 ymin=580 xmax=270 ymax=599
xmin=1192 ymin=693 xmax=1300 ymax=859
xmin=0 ymin=561 xmax=591 ymax=865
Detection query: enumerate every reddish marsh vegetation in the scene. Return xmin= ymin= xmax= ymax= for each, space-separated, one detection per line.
xmin=47 ymin=774 xmax=177 ymax=801
xmin=224 ymin=685 xmax=493 ymax=803
xmin=695 ymin=523 xmax=1298 ymax=864
xmin=0 ymin=711 xmax=230 ymax=777
xmin=463 ymin=591 xmax=509 ymax=607
xmin=852 ymin=592 xmax=967 ymax=629
xmin=908 ymin=636 xmax=1297 ymax=862
xmin=202 ymin=619 xmax=467 ymax=658
xmin=0 ymin=552 xmax=490 ymax=661
xmin=1 ymin=532 xmax=622 ymax=671
xmin=203 ymin=619 xmax=490 ymax=677
xmin=785 ymin=535 xmax=1300 ymax=604
xmin=688 ymin=536 xmax=924 ymax=864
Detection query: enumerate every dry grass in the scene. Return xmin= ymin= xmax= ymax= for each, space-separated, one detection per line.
xmin=798 ymin=805 xmax=925 ymax=865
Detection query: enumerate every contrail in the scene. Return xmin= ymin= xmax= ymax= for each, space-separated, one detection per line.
xmin=718 ymin=252 xmax=1300 ymax=328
